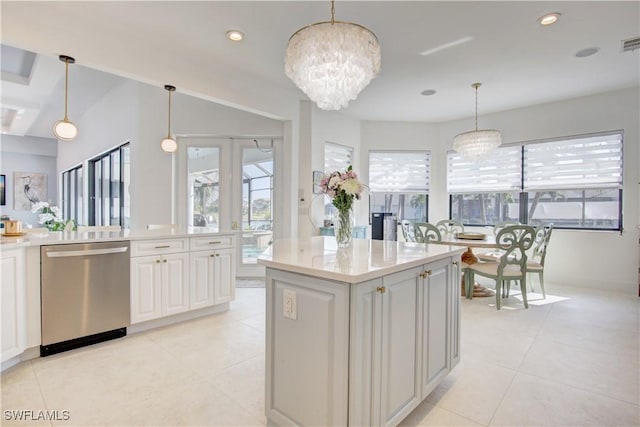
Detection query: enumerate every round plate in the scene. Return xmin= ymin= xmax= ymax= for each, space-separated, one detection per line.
xmin=455 ymin=232 xmax=486 ymax=240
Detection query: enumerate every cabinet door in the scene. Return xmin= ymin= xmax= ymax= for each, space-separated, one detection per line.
xmin=421 ymin=258 xmax=451 ymax=398
xmin=380 ymin=267 xmax=422 ymax=426
xmin=213 ymin=248 xmax=235 ymax=304
xmin=162 ymin=253 xmax=190 ymax=316
xmin=190 ymin=251 xmax=215 ymax=310
xmin=1 ymin=250 xmax=25 ymax=362
xmin=131 ymin=255 xmax=162 ymax=324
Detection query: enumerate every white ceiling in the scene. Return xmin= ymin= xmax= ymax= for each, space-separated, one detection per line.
xmin=1 ymin=1 xmax=638 ymax=139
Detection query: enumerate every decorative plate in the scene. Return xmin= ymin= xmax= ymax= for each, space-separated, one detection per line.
xmin=455 ymin=232 xmax=486 ymax=240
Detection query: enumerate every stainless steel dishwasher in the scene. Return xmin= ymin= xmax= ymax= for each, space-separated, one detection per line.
xmin=41 ymin=241 xmax=130 ymax=356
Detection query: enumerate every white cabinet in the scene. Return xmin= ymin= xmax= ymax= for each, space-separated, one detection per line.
xmin=190 ymin=247 xmax=235 ymax=309
xmin=1 ymin=249 xmax=26 ymax=363
xmin=130 ymin=240 xmax=189 ymax=324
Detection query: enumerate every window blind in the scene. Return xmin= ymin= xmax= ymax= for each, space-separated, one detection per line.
xmin=524 ymin=133 xmax=623 ymax=190
xmin=324 ymin=142 xmax=353 ymax=173
xmin=447 ymin=146 xmax=521 ymax=193
xmin=369 ymin=151 xmax=431 ymax=193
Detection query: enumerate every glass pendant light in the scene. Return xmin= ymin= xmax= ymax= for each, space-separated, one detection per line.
xmin=53 ymin=55 xmax=78 ymax=141
xmin=453 ymin=83 xmax=501 ymax=162
xmin=161 ymin=85 xmax=177 ymax=153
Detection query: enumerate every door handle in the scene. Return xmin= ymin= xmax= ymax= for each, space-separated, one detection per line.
xmin=46 ymin=247 xmax=129 ymax=257
xmin=376 ymin=286 xmax=386 ymax=294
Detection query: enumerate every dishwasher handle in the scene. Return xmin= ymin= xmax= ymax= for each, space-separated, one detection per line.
xmin=45 ymin=246 xmax=129 ymax=258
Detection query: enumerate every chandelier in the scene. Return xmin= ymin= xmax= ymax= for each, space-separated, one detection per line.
xmin=284 ymin=0 xmax=381 ymax=111
xmin=453 ymin=83 xmax=501 ymax=162
xmin=53 ymin=55 xmax=78 ymax=141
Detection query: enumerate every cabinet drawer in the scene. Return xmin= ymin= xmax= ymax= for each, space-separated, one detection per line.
xmin=190 ymin=235 xmax=235 ymax=251
xmin=131 ymin=238 xmax=188 ymax=257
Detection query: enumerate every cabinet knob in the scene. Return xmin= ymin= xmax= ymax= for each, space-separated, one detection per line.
xmin=452 ymin=261 xmax=459 ymax=266
xmin=210 ymin=254 xmax=214 ymax=258
xmin=420 ymin=270 xmax=432 ymax=279
xmin=426 ymin=269 xmax=432 ymax=276
xmin=216 ymin=253 xmax=220 ymax=257
xmin=163 ymin=259 xmax=167 ymax=263
xmin=376 ymin=286 xmax=386 ymax=294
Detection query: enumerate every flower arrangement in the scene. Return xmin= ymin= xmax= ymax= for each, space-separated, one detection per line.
xmin=320 ymin=165 xmax=363 ymax=247
xmin=31 ymin=202 xmax=76 ymax=231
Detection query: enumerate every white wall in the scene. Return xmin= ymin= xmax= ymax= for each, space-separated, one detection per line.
xmin=362 ymin=87 xmax=639 ymax=292
xmin=0 ymin=135 xmax=57 ymax=225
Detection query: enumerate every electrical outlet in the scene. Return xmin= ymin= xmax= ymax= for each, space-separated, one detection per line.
xmin=283 ymin=289 xmax=297 ymax=320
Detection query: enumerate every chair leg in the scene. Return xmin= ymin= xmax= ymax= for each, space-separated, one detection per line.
xmin=538 ymin=271 xmax=546 ymax=299
xmin=519 ymin=277 xmax=529 ymax=309
xmin=465 ymin=271 xmax=474 ymax=300
xmin=495 ymin=280 xmax=502 ymax=310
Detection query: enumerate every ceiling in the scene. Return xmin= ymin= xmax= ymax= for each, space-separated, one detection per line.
xmin=1 ymin=1 xmax=638 ymax=139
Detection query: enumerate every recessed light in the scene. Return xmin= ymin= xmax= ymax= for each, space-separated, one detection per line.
xmin=575 ymin=47 xmax=600 ymax=58
xmin=226 ymin=30 xmax=244 ymax=42
xmin=538 ymin=12 xmax=561 ymax=26
xmin=421 ymin=89 xmax=436 ymax=96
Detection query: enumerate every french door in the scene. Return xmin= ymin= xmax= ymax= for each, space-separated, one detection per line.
xmin=176 ymin=137 xmax=281 ymax=277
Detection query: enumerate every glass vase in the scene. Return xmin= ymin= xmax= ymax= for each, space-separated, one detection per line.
xmin=334 ymin=208 xmax=354 ymax=248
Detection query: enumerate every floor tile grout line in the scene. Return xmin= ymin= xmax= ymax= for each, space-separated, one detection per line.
xmin=28 ymin=360 xmax=54 ymax=427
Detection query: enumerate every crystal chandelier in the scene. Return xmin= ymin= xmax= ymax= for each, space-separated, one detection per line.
xmin=453 ymin=83 xmax=501 ymax=162
xmin=284 ymin=0 xmax=381 ymax=111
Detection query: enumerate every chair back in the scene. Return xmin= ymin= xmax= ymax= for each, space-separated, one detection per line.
xmin=495 ymin=225 xmax=536 ymax=274
xmin=399 ymin=220 xmax=417 ymax=242
xmin=435 ymin=219 xmax=464 ymax=235
xmin=531 ymin=223 xmax=553 ymax=267
xmin=413 ymin=222 xmax=441 ymax=243
xmin=493 ymin=221 xmax=521 ymax=236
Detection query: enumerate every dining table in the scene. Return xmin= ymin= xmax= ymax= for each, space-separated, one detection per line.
xmin=436 ymin=231 xmax=501 ymax=297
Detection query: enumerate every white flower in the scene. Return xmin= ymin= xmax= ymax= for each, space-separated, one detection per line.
xmin=51 ymin=206 xmax=61 ymax=217
xmin=341 ymin=178 xmax=361 ymax=196
xmin=39 ymin=213 xmax=54 ymax=224
xmin=328 ymin=174 xmax=343 ymax=190
xmin=31 ymin=201 xmax=49 ymax=213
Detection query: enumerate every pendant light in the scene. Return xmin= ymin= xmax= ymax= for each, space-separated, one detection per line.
xmin=161 ymin=85 xmax=177 ymax=153
xmin=453 ymin=83 xmax=501 ymax=162
xmin=53 ymin=55 xmax=78 ymax=141
xmin=284 ymin=0 xmax=381 ymax=111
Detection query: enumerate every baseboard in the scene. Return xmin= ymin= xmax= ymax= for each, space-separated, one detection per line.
xmin=128 ymin=303 xmax=230 ymax=334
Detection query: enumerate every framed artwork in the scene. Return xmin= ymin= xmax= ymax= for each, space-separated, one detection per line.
xmin=0 ymin=175 xmax=5 ymax=206
xmin=313 ymin=171 xmax=324 ymax=194
xmin=13 ymin=172 xmax=47 ymax=210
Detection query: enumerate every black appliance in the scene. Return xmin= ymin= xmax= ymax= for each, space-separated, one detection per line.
xmin=371 ymin=212 xmax=392 ymax=240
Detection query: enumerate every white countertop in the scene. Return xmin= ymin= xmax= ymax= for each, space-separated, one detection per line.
xmin=258 ymin=237 xmax=466 ymax=283
xmin=0 ymin=227 xmax=237 ymax=249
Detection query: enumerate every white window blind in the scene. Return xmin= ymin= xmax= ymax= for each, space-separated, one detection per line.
xmin=447 ymin=146 xmax=522 ymax=193
xmin=524 ymin=133 xmax=623 ymax=190
xmin=324 ymin=142 xmax=353 ymax=172
xmin=369 ymin=151 xmax=431 ymax=193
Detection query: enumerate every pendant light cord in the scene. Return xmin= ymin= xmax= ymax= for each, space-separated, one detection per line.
xmin=474 ymin=85 xmax=478 ymax=131
xmin=63 ymin=59 xmax=69 ymax=121
xmin=331 ymin=0 xmax=335 ymax=24
xmin=167 ymin=90 xmax=172 ymax=138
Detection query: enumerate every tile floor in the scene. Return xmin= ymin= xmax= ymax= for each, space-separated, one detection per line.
xmin=2 ymin=283 xmax=639 ymax=426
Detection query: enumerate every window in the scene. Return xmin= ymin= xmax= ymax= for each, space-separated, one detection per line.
xmin=88 ymin=143 xmax=130 ymax=228
xmin=324 ymin=142 xmax=353 ymax=218
xmin=447 ymin=132 xmax=623 ymax=230
xmin=61 ymin=165 xmax=83 ymax=225
xmin=369 ymin=151 xmax=431 ymax=222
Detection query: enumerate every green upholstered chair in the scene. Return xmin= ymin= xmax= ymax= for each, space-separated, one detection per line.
xmin=525 ymin=223 xmax=553 ymax=298
xmin=413 ymin=222 xmax=442 ymax=243
xmin=435 ymin=219 xmax=464 ymax=235
xmin=466 ymin=225 xmax=536 ymax=310
xmin=477 ymin=221 xmax=521 ymax=262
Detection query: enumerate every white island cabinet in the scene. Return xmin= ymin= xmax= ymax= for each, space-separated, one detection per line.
xmin=1 ymin=248 xmax=26 ymax=364
xmin=259 ymin=237 xmax=464 ymax=427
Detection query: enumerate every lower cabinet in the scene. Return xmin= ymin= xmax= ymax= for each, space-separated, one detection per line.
xmin=130 ymin=252 xmax=189 ymax=324
xmin=266 ymin=255 xmax=461 ymax=427
xmin=130 ymin=235 xmax=236 ymax=325
xmin=1 ymin=249 xmax=26 ymax=363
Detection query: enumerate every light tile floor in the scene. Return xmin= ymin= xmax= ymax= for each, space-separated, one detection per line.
xmin=2 ymin=283 xmax=639 ymax=426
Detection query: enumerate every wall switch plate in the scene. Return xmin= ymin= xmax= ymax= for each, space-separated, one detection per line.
xmin=283 ymin=289 xmax=297 ymax=320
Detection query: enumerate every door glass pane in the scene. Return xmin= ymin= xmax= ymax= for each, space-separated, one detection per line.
xmin=242 ymin=148 xmax=273 ymax=265
xmin=188 ymin=147 xmax=219 ymax=230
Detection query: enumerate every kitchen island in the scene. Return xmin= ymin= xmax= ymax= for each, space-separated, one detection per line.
xmin=258 ymin=237 xmax=465 ymax=427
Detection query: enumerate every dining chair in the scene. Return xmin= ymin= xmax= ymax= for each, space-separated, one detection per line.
xmin=477 ymin=221 xmax=521 ymax=262
xmin=399 ymin=220 xmax=417 ymax=242
xmin=466 ymin=225 xmax=536 ymax=310
xmin=77 ymin=225 xmax=122 ymax=232
xmin=435 ymin=219 xmax=464 ymax=235
xmin=413 ymin=222 xmax=441 ymax=243
xmin=525 ymin=223 xmax=553 ymax=298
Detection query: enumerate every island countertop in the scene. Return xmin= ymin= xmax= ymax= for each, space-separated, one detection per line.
xmin=258 ymin=237 xmax=465 ymax=283
xmin=0 ymin=227 xmax=237 ymax=249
